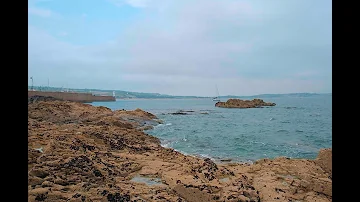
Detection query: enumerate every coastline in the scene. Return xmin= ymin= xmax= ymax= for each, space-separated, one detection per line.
xmin=115 ymin=97 xmax=212 ymax=101
xmin=28 ymin=99 xmax=332 ymax=202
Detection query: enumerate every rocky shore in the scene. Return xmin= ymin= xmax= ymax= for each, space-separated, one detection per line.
xmin=28 ymin=99 xmax=331 ymax=202
xmin=215 ymin=99 xmax=276 ymax=108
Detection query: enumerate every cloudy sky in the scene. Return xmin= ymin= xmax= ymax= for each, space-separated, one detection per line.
xmin=28 ymin=0 xmax=332 ymax=96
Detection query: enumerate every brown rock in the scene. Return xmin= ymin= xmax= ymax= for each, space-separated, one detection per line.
xmin=215 ymin=98 xmax=276 ymax=108
xmin=237 ymin=195 xmax=250 ymax=202
xmin=28 ymin=176 xmax=45 ymax=186
xmin=315 ymin=148 xmax=332 ymax=176
xmin=173 ymin=184 xmax=215 ymax=202
xmin=28 ymin=187 xmax=49 ymax=196
xmin=29 ymin=169 xmax=49 ymax=178
xmin=41 ymin=181 xmax=54 ymax=187
xmin=28 ymin=100 xmax=331 ymax=202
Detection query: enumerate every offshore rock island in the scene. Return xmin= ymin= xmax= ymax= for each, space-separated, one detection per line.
xmin=28 ymin=98 xmax=331 ymax=202
xmin=215 ymin=99 xmax=276 ymax=108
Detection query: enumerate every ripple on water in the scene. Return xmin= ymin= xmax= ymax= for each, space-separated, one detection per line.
xmin=95 ymin=96 xmax=332 ymax=162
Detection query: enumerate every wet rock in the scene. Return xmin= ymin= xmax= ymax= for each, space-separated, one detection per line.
xmin=169 ymin=112 xmax=188 ymax=115
xmin=169 ymin=110 xmax=196 ymax=115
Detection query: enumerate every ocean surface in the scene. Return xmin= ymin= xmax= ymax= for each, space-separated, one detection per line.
xmin=91 ymin=95 xmax=332 ymax=163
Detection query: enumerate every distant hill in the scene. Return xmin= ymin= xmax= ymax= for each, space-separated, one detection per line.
xmin=220 ymin=93 xmax=331 ymax=99
xmin=28 ymin=86 xmax=330 ymax=99
xmin=28 ymin=86 xmax=204 ymax=99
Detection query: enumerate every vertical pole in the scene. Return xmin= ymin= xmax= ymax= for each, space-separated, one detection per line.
xmin=30 ymin=77 xmax=33 ymax=91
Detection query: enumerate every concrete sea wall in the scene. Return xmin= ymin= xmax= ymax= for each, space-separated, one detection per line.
xmin=28 ymin=91 xmax=115 ymax=103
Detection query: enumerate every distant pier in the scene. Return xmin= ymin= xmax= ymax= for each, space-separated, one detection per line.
xmin=28 ymin=90 xmax=116 ymax=103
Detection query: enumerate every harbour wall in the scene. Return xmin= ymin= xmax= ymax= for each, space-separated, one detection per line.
xmin=28 ymin=91 xmax=116 ymax=103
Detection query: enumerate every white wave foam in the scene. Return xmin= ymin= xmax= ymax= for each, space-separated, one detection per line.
xmin=199 ymin=153 xmax=216 ymax=161
xmin=160 ymin=139 xmax=179 ymax=148
xmin=155 ymin=124 xmax=164 ymax=128
xmin=173 ymin=149 xmax=189 ymax=156
xmin=161 ymin=143 xmax=170 ymax=148
xmin=254 ymin=141 xmax=266 ymax=145
xmin=154 ymin=123 xmax=172 ymax=128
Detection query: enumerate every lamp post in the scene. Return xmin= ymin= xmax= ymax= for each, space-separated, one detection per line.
xmin=30 ymin=76 xmax=33 ymax=91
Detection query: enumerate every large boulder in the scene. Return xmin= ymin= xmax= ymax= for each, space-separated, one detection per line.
xmin=315 ymin=148 xmax=332 ymax=177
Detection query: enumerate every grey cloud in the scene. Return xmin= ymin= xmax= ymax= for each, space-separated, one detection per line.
xmin=28 ymin=0 xmax=331 ymax=96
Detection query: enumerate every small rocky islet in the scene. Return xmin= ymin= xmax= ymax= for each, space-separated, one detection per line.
xmin=28 ymin=97 xmax=331 ymax=202
xmin=215 ymin=98 xmax=276 ymax=108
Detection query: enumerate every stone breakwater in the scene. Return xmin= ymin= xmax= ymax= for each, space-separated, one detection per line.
xmin=28 ymin=100 xmax=331 ymax=202
xmin=215 ymin=98 xmax=276 ymax=108
xmin=28 ymin=91 xmax=116 ymax=103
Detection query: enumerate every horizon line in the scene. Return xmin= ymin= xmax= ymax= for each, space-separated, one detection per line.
xmin=28 ymin=85 xmax=332 ymax=98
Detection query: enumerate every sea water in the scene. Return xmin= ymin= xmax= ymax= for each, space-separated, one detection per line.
xmin=91 ymin=94 xmax=332 ymax=162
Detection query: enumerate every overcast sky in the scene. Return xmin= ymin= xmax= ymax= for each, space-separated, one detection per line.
xmin=28 ymin=0 xmax=332 ymax=96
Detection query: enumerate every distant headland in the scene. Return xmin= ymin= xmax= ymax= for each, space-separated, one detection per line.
xmin=28 ymin=86 xmax=331 ymax=99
